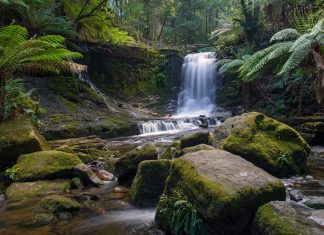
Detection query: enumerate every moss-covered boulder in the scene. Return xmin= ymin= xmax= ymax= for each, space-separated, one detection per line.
xmin=131 ymin=160 xmax=171 ymax=207
xmin=252 ymin=201 xmax=324 ymax=235
xmin=297 ymin=121 xmax=324 ymax=145
xmin=13 ymin=151 xmax=82 ymax=181
xmin=180 ymin=131 xmax=210 ymax=149
xmin=115 ymin=145 xmax=158 ymax=183
xmin=155 ymin=150 xmax=286 ymax=234
xmin=175 ymin=144 xmax=215 ymax=158
xmin=160 ymin=146 xmax=173 ymax=159
xmin=0 ymin=119 xmax=50 ymax=170
xmin=40 ymin=195 xmax=81 ymax=213
xmin=5 ymin=180 xmax=70 ymax=202
xmin=213 ymin=112 xmax=310 ymax=177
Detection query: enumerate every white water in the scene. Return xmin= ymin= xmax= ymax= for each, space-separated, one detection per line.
xmin=176 ymin=52 xmax=217 ymax=117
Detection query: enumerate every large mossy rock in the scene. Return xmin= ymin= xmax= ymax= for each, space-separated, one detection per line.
xmin=213 ymin=112 xmax=310 ymax=177
xmin=180 ymin=131 xmax=210 ymax=149
xmin=0 ymin=119 xmax=50 ymax=170
xmin=13 ymin=151 xmax=82 ymax=181
xmin=131 ymin=160 xmax=171 ymax=207
xmin=115 ymin=145 xmax=158 ymax=183
xmin=40 ymin=195 xmax=81 ymax=213
xmin=5 ymin=180 xmax=70 ymax=202
xmin=175 ymin=144 xmax=215 ymax=158
xmin=155 ymin=150 xmax=286 ymax=235
xmin=252 ymin=201 xmax=324 ymax=235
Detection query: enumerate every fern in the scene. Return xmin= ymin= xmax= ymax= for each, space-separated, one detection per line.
xmin=270 ymin=29 xmax=301 ymax=42
xmin=219 ymin=59 xmax=244 ymax=74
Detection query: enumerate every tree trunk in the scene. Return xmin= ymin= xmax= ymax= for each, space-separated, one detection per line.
xmin=311 ymin=50 xmax=324 ymax=104
xmin=0 ymin=73 xmax=6 ymax=122
xmin=298 ymin=77 xmax=305 ymax=116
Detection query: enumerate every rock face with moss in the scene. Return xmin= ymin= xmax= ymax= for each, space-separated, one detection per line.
xmin=40 ymin=195 xmax=81 ymax=213
xmin=213 ymin=112 xmax=310 ymax=177
xmin=180 ymin=131 xmax=210 ymax=149
xmin=252 ymin=201 xmax=324 ymax=235
xmin=5 ymin=180 xmax=70 ymax=202
xmin=13 ymin=151 xmax=82 ymax=181
xmin=131 ymin=160 xmax=171 ymax=207
xmin=155 ymin=150 xmax=286 ymax=234
xmin=0 ymin=119 xmax=50 ymax=170
xmin=175 ymin=144 xmax=215 ymax=158
xmin=115 ymin=145 xmax=158 ymax=183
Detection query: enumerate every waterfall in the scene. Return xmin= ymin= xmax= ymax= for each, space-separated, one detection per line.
xmin=176 ymin=52 xmax=217 ymax=117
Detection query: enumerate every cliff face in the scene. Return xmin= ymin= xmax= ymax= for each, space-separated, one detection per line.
xmin=25 ymin=44 xmax=183 ymax=140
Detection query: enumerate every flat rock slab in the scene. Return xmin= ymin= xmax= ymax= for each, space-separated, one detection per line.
xmin=252 ymin=201 xmax=324 ymax=234
xmin=156 ymin=150 xmax=286 ymax=235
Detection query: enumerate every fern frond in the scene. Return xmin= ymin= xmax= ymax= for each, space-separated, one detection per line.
xmin=215 ymin=59 xmax=232 ymax=68
xmin=219 ymin=59 xmax=244 ymax=74
xmin=270 ymin=29 xmax=301 ymax=42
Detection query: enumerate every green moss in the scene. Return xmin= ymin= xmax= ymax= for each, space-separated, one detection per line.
xmin=156 ymin=156 xmax=286 ymax=234
xmin=59 ymin=96 xmax=77 ymax=111
xmin=13 ymin=151 xmax=82 ymax=181
xmin=180 ymin=131 xmax=210 ymax=149
xmin=131 ymin=160 xmax=171 ymax=207
xmin=251 ymin=203 xmax=306 ymax=235
xmin=46 ymin=76 xmax=79 ymax=102
xmin=0 ymin=118 xmax=50 ymax=170
xmin=175 ymin=144 xmax=215 ymax=158
xmin=50 ymin=114 xmax=74 ymax=125
xmin=40 ymin=195 xmax=81 ymax=213
xmin=5 ymin=180 xmax=70 ymax=202
xmin=115 ymin=145 xmax=158 ymax=183
xmin=220 ymin=112 xmax=310 ymax=177
xmin=33 ymin=213 xmax=54 ymax=225
xmin=160 ymin=147 xmax=172 ymax=159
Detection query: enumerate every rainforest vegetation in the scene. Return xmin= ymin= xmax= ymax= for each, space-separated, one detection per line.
xmin=0 ymin=0 xmax=324 ymax=235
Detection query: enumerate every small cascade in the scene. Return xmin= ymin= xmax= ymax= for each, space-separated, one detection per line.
xmin=138 ymin=117 xmax=220 ymax=135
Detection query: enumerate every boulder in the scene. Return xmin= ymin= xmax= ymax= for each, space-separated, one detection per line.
xmin=175 ymin=144 xmax=215 ymax=158
xmin=304 ymin=197 xmax=324 ymax=210
xmin=213 ymin=112 xmax=310 ymax=177
xmin=131 ymin=160 xmax=171 ymax=207
xmin=307 ymin=146 xmax=324 ymax=179
xmin=33 ymin=213 xmax=55 ymax=225
xmin=40 ymin=195 xmax=81 ymax=213
xmin=252 ymin=201 xmax=324 ymax=235
xmin=74 ymin=163 xmax=104 ymax=186
xmin=0 ymin=119 xmax=50 ymax=170
xmin=115 ymin=145 xmax=158 ymax=183
xmin=297 ymin=121 xmax=324 ymax=145
xmin=155 ymin=150 xmax=286 ymax=234
xmin=160 ymin=146 xmax=173 ymax=160
xmin=13 ymin=151 xmax=82 ymax=181
xmin=180 ymin=131 xmax=210 ymax=149
xmin=5 ymin=180 xmax=70 ymax=202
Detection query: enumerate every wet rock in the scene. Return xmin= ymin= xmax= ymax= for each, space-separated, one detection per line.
xmin=156 ymin=150 xmax=286 ymax=234
xmin=57 ymin=212 xmax=72 ymax=220
xmin=96 ymin=169 xmax=115 ymax=181
xmin=252 ymin=201 xmax=324 ymax=235
xmin=0 ymin=118 xmax=50 ymax=170
xmin=5 ymin=180 xmax=70 ymax=202
xmin=114 ymin=186 xmax=130 ymax=193
xmin=40 ymin=195 xmax=81 ymax=213
xmin=305 ymin=197 xmax=324 ymax=210
xmin=13 ymin=151 xmax=82 ymax=181
xmin=289 ymin=189 xmax=304 ymax=202
xmin=179 ymin=131 xmax=210 ymax=149
xmin=74 ymin=163 xmax=104 ymax=187
xmin=33 ymin=213 xmax=55 ymax=225
xmin=297 ymin=121 xmax=324 ymax=145
xmin=212 ymin=112 xmax=310 ymax=177
xmin=115 ymin=145 xmax=158 ymax=183
xmin=307 ymin=146 xmax=324 ymax=180
xmin=131 ymin=160 xmax=171 ymax=207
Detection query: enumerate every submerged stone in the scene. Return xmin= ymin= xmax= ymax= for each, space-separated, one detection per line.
xmin=5 ymin=180 xmax=70 ymax=202
xmin=0 ymin=119 xmax=50 ymax=170
xmin=252 ymin=201 xmax=324 ymax=234
xmin=40 ymin=195 xmax=81 ymax=213
xmin=115 ymin=145 xmax=158 ymax=183
xmin=13 ymin=151 xmax=82 ymax=181
xmin=131 ymin=160 xmax=171 ymax=207
xmin=155 ymin=150 xmax=286 ymax=234
xmin=213 ymin=112 xmax=310 ymax=177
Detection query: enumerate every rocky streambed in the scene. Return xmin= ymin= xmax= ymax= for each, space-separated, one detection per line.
xmin=0 ymin=112 xmax=324 ymax=235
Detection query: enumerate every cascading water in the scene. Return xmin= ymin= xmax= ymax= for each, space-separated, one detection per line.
xmin=176 ymin=52 xmax=217 ymax=117
xmin=138 ymin=52 xmax=220 ymax=135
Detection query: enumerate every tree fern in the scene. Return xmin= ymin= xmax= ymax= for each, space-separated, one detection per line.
xmin=270 ymin=29 xmax=301 ymax=42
